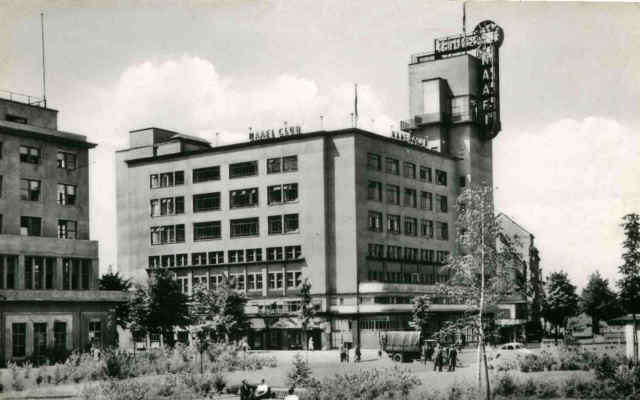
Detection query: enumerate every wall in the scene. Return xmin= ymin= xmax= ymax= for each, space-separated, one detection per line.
xmin=0 ymin=100 xmax=58 ymax=130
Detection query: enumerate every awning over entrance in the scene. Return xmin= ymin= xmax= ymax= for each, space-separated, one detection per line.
xmin=250 ymin=318 xmax=266 ymax=330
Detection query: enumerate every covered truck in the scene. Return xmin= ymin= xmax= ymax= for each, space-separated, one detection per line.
xmin=381 ymin=331 xmax=423 ymax=362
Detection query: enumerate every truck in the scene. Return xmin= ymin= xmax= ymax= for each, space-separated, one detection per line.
xmin=381 ymin=331 xmax=427 ymax=362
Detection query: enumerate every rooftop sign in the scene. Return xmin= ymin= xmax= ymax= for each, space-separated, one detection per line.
xmin=249 ymin=125 xmax=302 ymax=142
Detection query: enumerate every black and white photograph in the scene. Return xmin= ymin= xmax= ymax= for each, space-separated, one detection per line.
xmin=0 ymin=1 xmax=639 ymax=399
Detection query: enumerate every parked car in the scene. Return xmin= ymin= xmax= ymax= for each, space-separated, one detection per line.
xmin=381 ymin=331 xmax=423 ymax=362
xmin=488 ymin=342 xmax=532 ymax=368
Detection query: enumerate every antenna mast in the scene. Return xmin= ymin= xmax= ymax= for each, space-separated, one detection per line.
xmin=40 ymin=12 xmax=47 ymax=107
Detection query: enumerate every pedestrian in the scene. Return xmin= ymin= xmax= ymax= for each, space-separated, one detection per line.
xmin=284 ymin=386 xmax=299 ymax=400
xmin=349 ymin=345 xmax=355 ymax=363
xmin=427 ymin=344 xmax=434 ymax=361
xmin=448 ymin=346 xmax=458 ymax=372
xmin=308 ymin=337 xmax=315 ymax=351
xmin=422 ymin=343 xmax=428 ymax=365
xmin=240 ymin=380 xmax=256 ymax=400
xmin=340 ymin=344 xmax=346 ymax=363
xmin=433 ymin=344 xmax=441 ymax=371
xmin=255 ymin=378 xmax=271 ymax=399
xmin=355 ymin=345 xmax=361 ymax=362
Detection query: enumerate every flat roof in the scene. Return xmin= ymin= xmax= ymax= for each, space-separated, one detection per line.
xmin=0 ymin=119 xmax=96 ymax=148
xmin=123 ymin=128 xmax=461 ymax=166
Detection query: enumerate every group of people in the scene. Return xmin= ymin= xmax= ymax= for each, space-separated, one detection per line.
xmin=424 ymin=343 xmax=460 ymax=372
xmin=339 ymin=343 xmax=361 ymax=362
xmin=240 ymin=379 xmax=299 ymax=400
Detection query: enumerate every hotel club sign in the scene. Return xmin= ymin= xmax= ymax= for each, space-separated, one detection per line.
xmin=434 ymin=20 xmax=504 ymax=139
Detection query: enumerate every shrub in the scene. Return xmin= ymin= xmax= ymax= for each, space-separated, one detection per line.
xmin=534 ymin=380 xmax=558 ymax=399
xmin=493 ymin=374 xmax=517 ymax=397
xmin=8 ymin=362 xmax=25 ymax=392
xmin=594 ymin=354 xmax=618 ymax=381
xmin=519 ymin=353 xmax=545 ymax=372
xmin=103 ymin=349 xmax=135 ymax=379
xmin=288 ymin=353 xmax=314 ymax=387
xmin=213 ymin=372 xmax=227 ymax=393
xmin=519 ymin=378 xmax=537 ymax=397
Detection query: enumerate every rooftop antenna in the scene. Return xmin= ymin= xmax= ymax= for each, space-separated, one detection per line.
xmin=40 ymin=12 xmax=47 ymax=107
xmin=462 ymin=2 xmax=467 ymax=55
xmin=215 ymin=132 xmax=220 ymax=146
xmin=354 ymin=84 xmax=359 ymax=128
xmin=320 ymin=115 xmax=324 ymax=130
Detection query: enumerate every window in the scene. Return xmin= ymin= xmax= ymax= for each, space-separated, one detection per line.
xmin=228 ymin=250 xmax=244 ymax=263
xmin=192 ymin=252 xmax=207 ymax=265
xmin=20 ymin=216 xmax=41 ymax=236
xmin=459 ymin=176 xmax=467 ymax=187
xmin=12 ymin=323 xmax=26 ymax=357
xmin=150 ymin=171 xmax=184 ymax=188
xmin=387 ymin=214 xmax=401 ymax=233
xmin=386 ymin=184 xmax=400 ymax=205
xmin=161 ymin=255 xmax=176 ymax=267
xmin=367 ymin=181 xmax=382 ymax=201
xmin=367 ymin=153 xmax=381 ymax=170
xmin=81 ymin=259 xmax=90 ymax=289
xmin=267 ymin=247 xmax=283 ymax=261
xmin=54 ymin=322 xmax=67 ymax=351
xmin=283 ymin=183 xmax=298 ymax=202
xmin=421 ymin=219 xmax=434 ymax=238
xmin=45 ymin=258 xmax=55 ymax=289
xmin=20 ymin=145 xmax=40 ymax=164
xmin=194 ymin=221 xmax=221 ymax=241
xmin=20 ymin=179 xmax=41 ymax=201
xmin=5 ymin=255 xmax=16 ymax=289
xmin=57 ymin=184 xmax=77 ymax=205
xmin=246 ymin=248 xmax=262 ymax=262
xmin=57 ymin=220 xmax=77 ymax=239
xmin=420 ymin=191 xmax=433 ymax=210
xmin=62 ymin=259 xmax=70 ymax=289
xmin=435 ymin=169 xmax=447 ymax=186
xmin=150 ymin=224 xmax=185 ymax=245
xmin=25 ymin=257 xmax=33 ymax=289
xmin=385 ymin=157 xmax=399 ymax=175
xmin=437 ymin=222 xmax=449 ymax=240
xmin=230 ymin=188 xmax=259 ymax=208
xmin=404 ymin=217 xmax=418 ymax=236
xmin=150 ymin=196 xmax=184 ymax=216
xmin=268 ymin=183 xmax=298 ymax=204
xmin=248 ymin=272 xmax=263 ymax=290
xmin=284 ymin=214 xmax=299 ymax=233
xmin=437 ymin=250 xmax=450 ymax=263
xmin=436 ymin=194 xmax=448 ymax=212
xmin=286 ymin=271 xmax=302 ymax=288
xmin=403 ymin=162 xmax=416 ymax=179
xmin=57 ymin=152 xmax=77 ymax=170
xmin=208 ymin=251 xmax=224 ymax=265
xmin=386 ymin=245 xmax=402 ymax=259
xmin=229 ymin=161 xmax=258 ymax=178
xmin=404 ymin=188 xmax=417 ymax=207
xmin=267 ymin=158 xmax=281 ymax=174
xmin=367 ymin=243 xmax=384 ymax=257
xmin=0 ymin=175 xmax=2 ymax=198
xmin=89 ymin=321 xmax=102 ymax=347
xmin=285 ymin=245 xmax=302 ymax=260
xmin=149 ymin=256 xmax=160 ymax=268
xmin=367 ymin=211 xmax=383 ymax=232
xmin=419 ymin=166 xmax=432 ymax=182
xmin=192 ymin=166 xmax=220 ymax=183
xmin=193 ymin=192 xmax=220 ymax=212
xmin=268 ymin=215 xmax=283 ymax=234
xmin=283 ymin=156 xmax=298 ymax=172
xmin=404 ymin=247 xmax=419 ymax=261
xmin=34 ymin=322 xmax=47 ymax=356
xmin=268 ymin=272 xmax=284 ymax=289
xmin=230 ymin=218 xmax=259 ymax=238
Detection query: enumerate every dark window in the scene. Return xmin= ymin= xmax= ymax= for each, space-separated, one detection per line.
xmin=20 ymin=216 xmax=41 ymax=236
xmin=283 ymin=183 xmax=298 ymax=202
xmin=193 ymin=166 xmax=220 ymax=183
xmin=12 ymin=323 xmax=26 ymax=357
xmin=34 ymin=322 xmax=47 ymax=356
xmin=419 ymin=166 xmax=432 ymax=182
xmin=404 ymin=188 xmax=417 ymax=207
xmin=208 ymin=251 xmax=224 ymax=265
xmin=404 ymin=217 xmax=418 ymax=236
xmin=62 ymin=259 xmax=70 ymax=289
xmin=150 ymin=224 xmax=185 ymax=244
xmin=57 ymin=152 xmax=77 ymax=170
xmin=285 ymin=245 xmax=301 ymax=260
xmin=268 ymin=215 xmax=283 ymax=234
xmin=387 ymin=214 xmax=401 ymax=233
xmin=174 ymin=171 xmax=184 ymax=185
xmin=6 ymin=114 xmax=27 ymax=124
xmin=45 ymin=258 xmax=55 ymax=289
xmin=228 ymin=250 xmax=244 ymax=263
xmin=89 ymin=321 xmax=102 ymax=347
xmin=54 ymin=322 xmax=67 ymax=351
xmin=267 ymin=158 xmax=281 ymax=174
xmin=459 ymin=176 xmax=467 ymax=187
xmin=176 ymin=254 xmax=188 ymax=266
xmin=191 ymin=252 xmax=207 ymax=265
xmin=421 ymin=219 xmax=434 ymax=238
xmin=20 ymin=145 xmax=40 ymax=164
xmin=367 ymin=153 xmax=381 ymax=170
xmin=246 ymin=248 xmax=262 ymax=262
xmin=150 ymin=171 xmax=184 ymax=188
xmin=25 ymin=257 xmax=33 ymax=289
xmin=386 ymin=184 xmax=400 ymax=205
xmin=81 ymin=259 xmax=90 ymax=289
xmin=0 ymin=175 xmax=3 ymax=198
xmin=268 ymin=183 xmax=298 ymax=204
xmin=230 ymin=217 xmax=259 ymax=237
xmin=283 ymin=156 xmax=298 ymax=172
xmin=193 ymin=192 xmax=220 ymax=212
xmin=284 ymin=214 xmax=299 ymax=233
xmin=6 ymin=255 xmax=16 ymax=289
xmin=71 ymin=259 xmax=79 ymax=289
xmin=420 ymin=191 xmax=433 ymax=210
xmin=436 ymin=194 xmax=448 ymax=212
xmin=57 ymin=219 xmax=77 ymax=239
xmin=435 ymin=169 xmax=447 ymax=186
xmin=368 ymin=211 xmax=383 ymax=232
xmin=194 ymin=221 xmax=222 ymax=241
xmin=437 ymin=222 xmax=449 ymax=240
xmin=57 ymin=184 xmax=76 ymax=205
xmin=20 ymin=179 xmax=41 ymax=201
xmin=403 ymin=162 xmax=416 ymax=179
xmin=230 ymin=187 xmax=259 ymax=208
xmin=149 ymin=256 xmax=160 ymax=268
xmin=385 ymin=157 xmax=399 ymax=175
xmin=160 ymin=255 xmax=175 ymax=267
xmin=367 ymin=181 xmax=382 ymax=201
xmin=229 ymin=161 xmax=258 ymax=178
xmin=267 ymin=247 xmax=283 ymax=261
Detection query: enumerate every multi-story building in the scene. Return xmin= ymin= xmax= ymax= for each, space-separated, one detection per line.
xmin=116 ymin=21 xmax=509 ymax=349
xmin=0 ymin=95 xmax=124 ymax=364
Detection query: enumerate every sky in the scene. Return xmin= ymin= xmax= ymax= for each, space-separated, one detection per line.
xmin=0 ymin=0 xmax=638 ymax=290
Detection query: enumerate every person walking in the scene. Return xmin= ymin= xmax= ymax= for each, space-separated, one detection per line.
xmin=433 ymin=344 xmax=441 ymax=371
xmin=448 ymin=346 xmax=458 ymax=372
xmin=355 ymin=345 xmax=361 ymax=362
xmin=340 ymin=344 xmax=346 ymax=363
xmin=422 ymin=343 xmax=428 ymax=365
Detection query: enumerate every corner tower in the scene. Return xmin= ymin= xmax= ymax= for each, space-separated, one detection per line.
xmin=401 ymin=20 xmax=504 ymax=187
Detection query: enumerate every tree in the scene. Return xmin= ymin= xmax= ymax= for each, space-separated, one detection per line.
xmin=543 ymin=271 xmax=579 ymax=344
xmin=411 ymin=295 xmax=432 ymax=335
xmin=617 ymin=213 xmax=640 ymax=364
xmin=441 ymin=184 xmax=523 ymax=400
xmin=99 ymin=272 xmax=132 ymax=329
xmin=129 ymin=268 xmax=191 ymax=346
xmin=298 ymin=278 xmax=317 ymax=352
xmin=581 ymin=271 xmax=620 ymax=336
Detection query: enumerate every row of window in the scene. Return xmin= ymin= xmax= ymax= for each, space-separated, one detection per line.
xmin=367 ymin=181 xmax=447 ymax=211
xmin=149 ymin=156 xmax=299 ymax=188
xmin=13 ymin=144 xmax=78 ymax=170
xmin=367 ymin=212 xmax=449 ymax=240
xmin=15 ymin=178 xmax=77 ymax=205
xmin=366 ymin=269 xmax=450 ymax=285
xmin=0 ymin=255 xmax=92 ymax=290
xmin=15 ymin=216 xmax=78 ymax=239
xmin=367 ymin=243 xmax=449 ymax=263
xmin=11 ymin=321 xmax=68 ymax=358
xmin=366 ymin=153 xmax=447 ymax=186
xmin=148 ymin=245 xmax=303 ymax=268
xmin=176 ymin=270 xmax=303 ymax=294
xmin=150 ymin=214 xmax=299 ymax=244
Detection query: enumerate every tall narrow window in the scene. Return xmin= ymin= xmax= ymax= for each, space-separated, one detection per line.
xmin=367 ymin=153 xmax=381 ymax=170
xmin=45 ymin=257 xmax=55 ymax=289
xmin=284 ymin=214 xmax=299 ymax=233
xmin=89 ymin=321 xmax=102 ymax=347
xmin=62 ymin=259 xmax=70 ymax=289
xmin=268 ymin=215 xmax=283 ymax=234
xmin=81 ymin=259 xmax=90 ymax=289
xmin=25 ymin=256 xmax=33 ymax=289
xmin=385 ymin=158 xmax=399 ymax=175
xmin=34 ymin=323 xmax=47 ymax=356
xmin=57 ymin=220 xmax=77 ymax=239
xmin=367 ymin=181 xmax=382 ymax=201
xmin=20 ymin=179 xmax=41 ymax=201
xmin=386 ymin=185 xmax=400 ymax=205
xmin=6 ymin=255 xmax=17 ymax=289
xmin=57 ymin=152 xmax=77 ymax=170
xmin=57 ymin=184 xmax=77 ymax=205
xmin=54 ymin=321 xmax=67 ymax=351
xmin=12 ymin=323 xmax=26 ymax=357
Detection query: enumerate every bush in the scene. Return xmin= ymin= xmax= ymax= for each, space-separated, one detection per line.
xmin=213 ymin=372 xmax=227 ymax=393
xmin=9 ymin=362 xmax=25 ymax=392
xmin=594 ymin=354 xmax=618 ymax=381
xmin=493 ymin=374 xmax=517 ymax=397
xmin=534 ymin=380 xmax=558 ymax=399
xmin=519 ymin=353 xmax=545 ymax=372
xmin=288 ymin=353 xmax=314 ymax=387
xmin=103 ymin=349 xmax=135 ymax=379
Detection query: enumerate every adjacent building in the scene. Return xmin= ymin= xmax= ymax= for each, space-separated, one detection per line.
xmin=116 ymin=21 xmax=513 ymax=349
xmin=0 ymin=95 xmax=124 ymax=364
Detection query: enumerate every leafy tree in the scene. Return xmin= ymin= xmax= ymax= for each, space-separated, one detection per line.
xmin=526 ymin=248 xmax=545 ymax=341
xmin=299 ymin=278 xmax=317 ymax=351
xmin=129 ymin=268 xmax=191 ymax=346
xmin=581 ymin=271 xmax=620 ymax=335
xmin=99 ymin=272 xmax=132 ymax=329
xmin=617 ymin=213 xmax=640 ymax=364
xmin=543 ymin=271 xmax=579 ymax=344
xmin=440 ymin=184 xmax=523 ymax=400
xmin=411 ymin=295 xmax=432 ymax=336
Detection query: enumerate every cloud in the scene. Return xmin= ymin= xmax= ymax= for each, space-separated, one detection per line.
xmin=64 ymin=56 xmax=395 ymax=274
xmin=494 ymin=117 xmax=640 ymax=289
